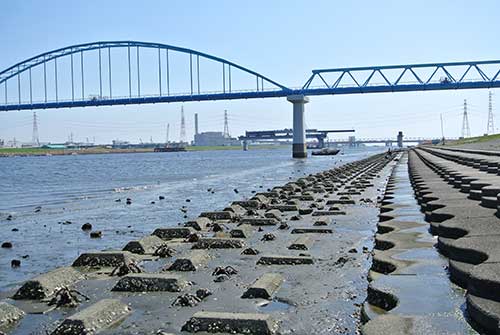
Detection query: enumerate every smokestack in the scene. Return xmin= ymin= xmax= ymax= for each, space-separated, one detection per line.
xmin=194 ymin=113 xmax=199 ymax=135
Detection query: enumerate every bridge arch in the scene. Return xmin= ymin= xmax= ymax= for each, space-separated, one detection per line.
xmin=0 ymin=41 xmax=290 ymax=108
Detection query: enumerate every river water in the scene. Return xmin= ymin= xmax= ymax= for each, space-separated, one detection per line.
xmin=0 ymin=147 xmax=383 ymax=292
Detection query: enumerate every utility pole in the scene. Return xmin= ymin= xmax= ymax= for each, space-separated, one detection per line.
xmin=461 ymin=99 xmax=471 ymax=138
xmin=180 ymin=106 xmax=186 ymax=143
xmin=32 ymin=112 xmax=40 ymax=146
xmin=223 ymin=109 xmax=230 ymax=138
xmin=440 ymin=113 xmax=445 ymax=144
xmin=487 ymin=91 xmax=495 ymax=135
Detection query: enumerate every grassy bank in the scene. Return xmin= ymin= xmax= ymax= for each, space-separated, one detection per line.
xmin=0 ymin=144 xmax=285 ymax=156
xmin=445 ymin=133 xmax=500 ymax=146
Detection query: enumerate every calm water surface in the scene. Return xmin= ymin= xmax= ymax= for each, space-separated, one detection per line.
xmin=0 ymin=147 xmax=383 ymax=291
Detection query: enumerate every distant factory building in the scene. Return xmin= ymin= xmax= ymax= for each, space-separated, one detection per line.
xmin=194 ymin=132 xmax=240 ymax=146
xmin=193 ymin=111 xmax=240 ymax=146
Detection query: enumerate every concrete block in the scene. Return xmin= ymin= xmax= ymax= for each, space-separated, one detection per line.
xmin=240 ymin=217 xmax=278 ymax=226
xmin=112 ymin=273 xmax=187 ymax=292
xmin=200 ymin=211 xmax=235 ymax=220
xmin=230 ymin=225 xmax=253 ymax=238
xmin=192 ymin=238 xmax=244 ymax=249
xmin=181 ymin=311 xmax=275 ymax=335
xmin=267 ymin=205 xmax=299 ymax=212
xmin=252 ymin=194 xmax=270 ymax=205
xmin=72 ymin=251 xmax=137 ymax=268
xmin=291 ymin=228 xmax=333 ymax=234
xmin=241 ymin=273 xmax=284 ymax=299
xmin=13 ymin=267 xmax=85 ymax=300
xmin=313 ymin=217 xmax=331 ymax=226
xmin=0 ymin=301 xmax=24 ymax=327
xmin=288 ymin=236 xmax=314 ymax=250
xmin=326 ymin=199 xmax=355 ymax=205
xmin=224 ymin=204 xmax=247 ymax=216
xmin=51 ymin=299 xmax=131 ymax=335
xmin=122 ymin=235 xmax=165 ymax=254
xmin=152 ymin=227 xmax=194 ymax=239
xmin=264 ymin=209 xmax=282 ymax=220
xmin=257 ymin=255 xmax=314 ymax=265
xmin=312 ymin=210 xmax=346 ymax=216
xmin=232 ymin=200 xmax=261 ymax=209
xmin=298 ymin=208 xmax=314 ymax=215
xmin=166 ymin=250 xmax=210 ymax=271
xmin=184 ymin=217 xmax=211 ymax=231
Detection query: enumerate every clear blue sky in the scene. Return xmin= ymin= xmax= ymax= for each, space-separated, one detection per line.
xmin=0 ymin=0 xmax=499 ymax=144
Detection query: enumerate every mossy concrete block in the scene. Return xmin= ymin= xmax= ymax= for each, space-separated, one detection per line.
xmin=288 ymin=236 xmax=314 ymax=250
xmin=72 ymin=251 xmax=137 ymax=267
xmin=240 ymin=217 xmax=278 ymax=226
xmin=192 ymin=238 xmax=244 ymax=249
xmin=257 ymin=255 xmax=314 ymax=265
xmin=51 ymin=299 xmax=131 ymax=335
xmin=291 ymin=228 xmax=333 ymax=234
xmin=0 ymin=302 xmax=25 ymax=327
xmin=122 ymin=235 xmax=165 ymax=254
xmin=182 ymin=311 xmax=276 ymax=335
xmin=166 ymin=250 xmax=210 ymax=271
xmin=13 ymin=267 xmax=85 ymax=300
xmin=152 ymin=227 xmax=194 ymax=239
xmin=112 ymin=273 xmax=187 ymax=292
xmin=200 ymin=211 xmax=235 ymax=220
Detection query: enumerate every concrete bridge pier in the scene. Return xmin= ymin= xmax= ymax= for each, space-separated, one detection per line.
xmin=287 ymin=95 xmax=309 ymax=158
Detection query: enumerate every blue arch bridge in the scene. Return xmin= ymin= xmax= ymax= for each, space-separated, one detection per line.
xmin=1 ymin=41 xmax=500 ymax=157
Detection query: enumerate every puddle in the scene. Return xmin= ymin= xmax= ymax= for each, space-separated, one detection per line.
xmin=367 ymin=153 xmax=478 ymax=334
xmin=257 ymin=298 xmax=294 ymax=312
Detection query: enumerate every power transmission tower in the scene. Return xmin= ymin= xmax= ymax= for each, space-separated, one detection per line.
xmin=461 ymin=99 xmax=471 ymax=138
xmin=487 ymin=91 xmax=495 ymax=135
xmin=165 ymin=123 xmax=170 ymax=144
xmin=223 ymin=110 xmax=230 ymax=138
xmin=180 ymin=106 xmax=186 ymax=143
xmin=32 ymin=112 xmax=40 ymax=146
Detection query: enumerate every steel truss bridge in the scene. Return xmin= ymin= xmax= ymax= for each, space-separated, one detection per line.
xmin=239 ymin=128 xmax=355 ymax=148
xmin=1 ymin=41 xmax=500 ymax=111
xmin=330 ymin=137 xmax=447 ymax=146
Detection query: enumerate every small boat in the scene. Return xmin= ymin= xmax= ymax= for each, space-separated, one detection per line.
xmin=311 ymin=148 xmax=340 ymax=156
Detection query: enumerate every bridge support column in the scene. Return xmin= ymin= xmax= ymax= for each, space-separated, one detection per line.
xmin=287 ymin=95 xmax=309 ymax=158
xmin=397 ymin=131 xmax=403 ymax=148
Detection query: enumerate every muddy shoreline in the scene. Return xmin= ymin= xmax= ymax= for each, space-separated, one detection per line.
xmin=1 ymin=152 xmax=399 ymax=334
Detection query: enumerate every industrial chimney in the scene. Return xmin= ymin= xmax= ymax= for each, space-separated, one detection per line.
xmin=194 ymin=113 xmax=199 ymax=135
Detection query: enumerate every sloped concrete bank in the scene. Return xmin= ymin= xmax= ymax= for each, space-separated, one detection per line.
xmin=361 ymin=152 xmax=475 ymax=335
xmin=0 ymin=152 xmax=398 ymax=335
xmin=407 ymin=146 xmax=500 ymax=333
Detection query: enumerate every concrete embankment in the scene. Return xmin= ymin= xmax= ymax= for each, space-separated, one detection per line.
xmin=0 ymin=152 xmax=398 ymax=334
xmin=363 ymin=147 xmax=500 ymax=334
xmin=361 ymin=152 xmax=474 ymax=334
